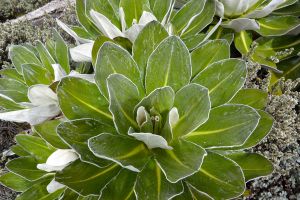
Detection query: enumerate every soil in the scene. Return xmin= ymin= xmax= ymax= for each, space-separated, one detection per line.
xmin=0 ymin=122 xmax=29 ymax=200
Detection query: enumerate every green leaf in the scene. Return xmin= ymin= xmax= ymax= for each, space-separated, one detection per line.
xmin=256 ymin=15 xmax=300 ymax=36
xmin=89 ymin=0 xmax=120 ymax=28
xmin=60 ymin=189 xmax=80 ymax=200
xmin=119 ymin=0 xmax=150 ymax=27
xmin=72 ymin=26 xmax=94 ymax=39
xmin=0 ymin=68 xmax=25 ymax=83
xmin=75 ymin=0 xmax=101 ymax=37
xmin=135 ymin=159 xmax=183 ymax=199
xmin=0 ymin=78 xmax=28 ymax=102
xmin=145 ymin=36 xmax=191 ymax=94
xmin=181 ymin=0 xmax=215 ymax=38
xmin=154 ymin=139 xmax=206 ymax=183
xmin=36 ymin=41 xmax=56 ymax=74
xmin=191 ymin=39 xmax=230 ymax=79
xmin=226 ymin=152 xmax=273 ymax=182
xmin=230 ymin=110 xmax=274 ymax=150
xmin=149 ymin=0 xmax=173 ymax=22
xmin=55 ymin=159 xmax=121 ymax=196
xmin=95 ymin=42 xmax=143 ymax=98
xmin=77 ymin=195 xmax=100 ymax=200
xmin=33 ymin=120 xmax=69 ymax=149
xmin=192 ymin=59 xmax=246 ymax=108
xmin=133 ymin=21 xmax=169 ymax=82
xmin=22 ymin=64 xmax=53 ymax=86
xmin=16 ymin=135 xmax=56 ymax=162
xmin=16 ymin=176 xmax=64 ymax=200
xmin=184 ymin=104 xmax=260 ymax=148
xmin=91 ymin=36 xmax=113 ymax=65
xmin=229 ymin=89 xmax=268 ymax=110
xmin=187 ymin=152 xmax=245 ymax=200
xmin=107 ymin=74 xmax=141 ymax=134
xmin=171 ymin=0 xmax=206 ymax=34
xmin=173 ymin=183 xmax=213 ymax=200
xmin=135 ymin=86 xmax=175 ymax=118
xmin=274 ymin=56 xmax=300 ymax=81
xmin=57 ymin=77 xmax=113 ymax=125
xmin=0 ymin=172 xmax=32 ymax=192
xmin=9 ymin=45 xmax=42 ymax=74
xmin=57 ymin=119 xmax=115 ymax=167
xmin=0 ymin=95 xmax=25 ymax=111
xmin=10 ymin=145 xmax=31 ymax=156
xmin=273 ymin=1 xmax=300 ymax=16
xmin=53 ymin=30 xmax=70 ymax=74
xmin=252 ymin=35 xmax=300 ymax=69
xmin=234 ymin=31 xmax=253 ymax=55
xmin=172 ymin=84 xmax=210 ymax=138
xmin=99 ymin=169 xmax=137 ymax=200
xmin=6 ymin=157 xmax=48 ymax=181
xmin=182 ymin=34 xmax=206 ymax=50
xmin=88 ymin=133 xmax=150 ymax=172
xmin=210 ymin=27 xmax=234 ymax=45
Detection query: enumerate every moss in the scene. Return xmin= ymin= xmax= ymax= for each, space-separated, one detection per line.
xmin=0 ymin=0 xmax=52 ymax=22
xmin=0 ymin=3 xmax=77 ymax=68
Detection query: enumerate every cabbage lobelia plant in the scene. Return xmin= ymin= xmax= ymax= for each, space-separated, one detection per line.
xmin=0 ymin=30 xmax=94 ymax=125
xmin=0 ymin=21 xmax=274 ymax=199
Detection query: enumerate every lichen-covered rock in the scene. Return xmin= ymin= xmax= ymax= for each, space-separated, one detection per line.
xmin=244 ymin=60 xmax=271 ymax=92
xmin=246 ymin=78 xmax=300 ymax=200
xmin=0 ymin=0 xmax=51 ymax=22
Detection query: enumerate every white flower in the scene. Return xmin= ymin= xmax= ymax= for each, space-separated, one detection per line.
xmin=0 ymin=84 xmax=60 ymax=125
xmin=37 ymin=149 xmax=78 ymax=172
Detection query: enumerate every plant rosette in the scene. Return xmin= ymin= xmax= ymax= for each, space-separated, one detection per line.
xmin=0 ymin=21 xmax=274 ymax=199
xmin=0 ymin=30 xmax=94 ymax=125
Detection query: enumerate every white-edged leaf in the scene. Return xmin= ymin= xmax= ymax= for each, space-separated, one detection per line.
xmin=56 ymin=19 xmax=93 ymax=43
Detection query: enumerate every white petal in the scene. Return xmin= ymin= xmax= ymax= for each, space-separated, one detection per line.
xmin=245 ymin=0 xmax=285 ymax=18
xmin=52 ymin=64 xmax=67 ymax=82
xmin=138 ymin=11 xmax=157 ymax=26
xmin=169 ymin=107 xmax=179 ymax=127
xmin=129 ymin=133 xmax=173 ymax=150
xmin=37 ymin=163 xmax=65 ymax=172
xmin=56 ymin=19 xmax=93 ymax=44
xmin=222 ymin=18 xmax=259 ymax=32
xmin=136 ymin=106 xmax=147 ymax=127
xmin=46 ymin=149 xmax=78 ymax=167
xmin=119 ymin=7 xmax=127 ymax=32
xmin=47 ymin=179 xmax=65 ymax=193
xmin=90 ymin=10 xmax=124 ymax=39
xmin=28 ymin=85 xmax=58 ymax=106
xmin=215 ymin=1 xmax=225 ymax=17
xmin=124 ymin=24 xmax=144 ymax=42
xmin=68 ymin=71 xmax=95 ymax=83
xmin=0 ymin=104 xmax=60 ymax=125
xmin=70 ymin=43 xmax=94 ymax=62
